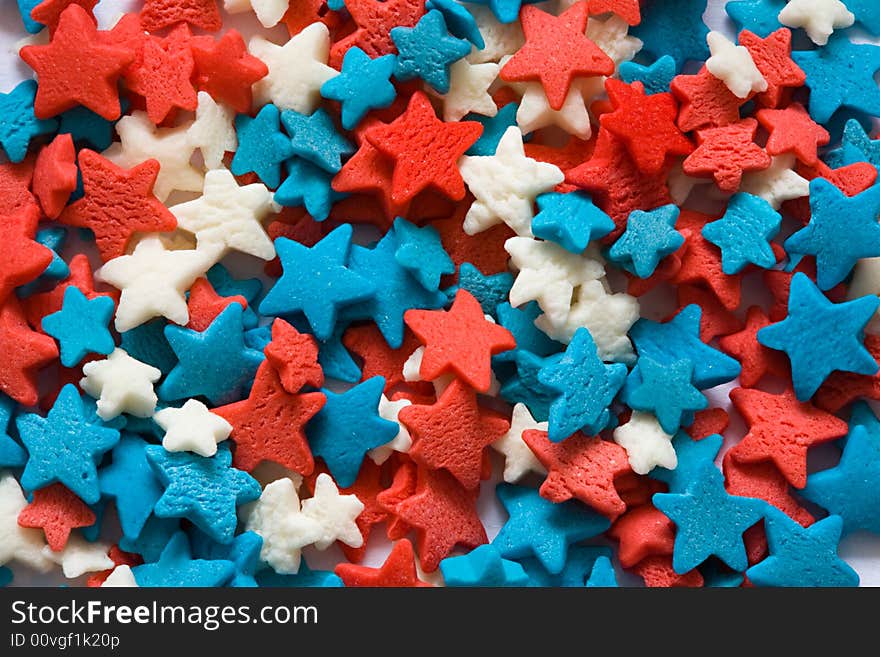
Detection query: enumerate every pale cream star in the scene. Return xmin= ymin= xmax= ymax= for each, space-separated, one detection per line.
xmin=740 ymin=155 xmax=810 ymax=209
xmin=368 ymin=395 xmax=413 ymax=465
xmin=515 ymin=78 xmax=596 ymax=139
xmin=778 ymin=0 xmax=854 ymax=46
xmin=188 ymin=91 xmax=237 ymax=170
xmin=466 ymin=5 xmax=524 ymax=64
xmin=491 ymin=403 xmax=548 ymax=483
xmin=613 ymin=411 xmax=677 ymax=475
xmin=0 ymin=473 xmax=53 ymax=572
xmin=439 ymin=59 xmax=499 ymax=122
xmin=80 ymin=348 xmax=162 ymax=420
xmin=706 ymin=31 xmax=767 ymax=99
xmin=154 ymin=399 xmax=233 ymax=457
xmin=300 ymin=473 xmax=364 ymax=550
xmin=43 ymin=536 xmax=114 ymax=579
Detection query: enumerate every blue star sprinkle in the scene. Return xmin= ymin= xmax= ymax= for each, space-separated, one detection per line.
xmin=132 ymin=531 xmax=234 ymax=587
xmin=652 ymin=432 xmax=724 ymax=494
xmin=42 ymin=287 xmax=115 ymax=367
xmin=758 ymin=272 xmax=879 ymax=401
xmin=466 ymin=103 xmax=520 ymax=156
xmin=99 ymin=434 xmax=164 ymax=541
xmin=607 ymin=204 xmax=683 ymax=278
xmin=281 ymin=107 xmax=355 ymax=174
xmin=0 ymin=79 xmax=58 ymax=163
xmin=494 ymin=301 xmax=564 ymax=363
xmin=500 ymin=350 xmax=562 ymax=423
xmin=231 ymin=104 xmax=294 ymax=189
xmin=0 ymin=394 xmax=26 ymax=468
xmin=321 ymin=47 xmax=397 ymax=131
xmin=625 ymin=357 xmax=707 ymax=435
xmin=702 ymin=193 xmax=781 ymax=275
xmin=825 ymin=118 xmax=880 ymax=169
xmin=632 ymin=0 xmax=709 ymax=68
xmin=445 ymin=262 xmax=513 ymax=317
xmin=440 ymin=544 xmax=530 ymax=586
xmin=391 ymin=10 xmax=472 ymax=94
xmin=392 ymin=217 xmax=455 ymax=292
xmin=427 ymin=0 xmax=484 ymax=47
xmin=724 ymin=0 xmax=784 ymax=37
xmin=531 ymin=191 xmax=614 ymax=254
xmin=619 ymin=55 xmax=677 ymax=95
xmin=274 ymin=157 xmax=346 ymax=221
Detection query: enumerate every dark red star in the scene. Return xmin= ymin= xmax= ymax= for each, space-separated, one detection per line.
xmin=18 ymin=483 xmax=95 ymax=552
xmin=264 ymin=319 xmax=324 ymax=394
xmin=0 ymin=296 xmax=58 ymax=406
xmin=335 ymin=539 xmax=431 ymax=587
xmin=191 ymin=29 xmax=268 ymax=114
xmin=0 ymin=205 xmax=52 ymax=304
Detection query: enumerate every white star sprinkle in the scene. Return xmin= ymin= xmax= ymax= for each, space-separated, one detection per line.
xmin=705 ymin=31 xmax=767 ymax=99
xmin=368 ymin=395 xmax=413 ymax=465
xmin=613 ymin=411 xmax=678 ymax=475
xmin=300 ymin=473 xmax=364 ymax=551
xmin=188 ymin=91 xmax=237 ymax=170
xmin=43 ymin=536 xmax=114 ymax=579
xmin=80 ymin=348 xmax=162 ymax=420
xmin=154 ymin=399 xmax=233 ymax=457
xmin=439 ymin=59 xmax=499 ymax=122
xmin=778 ymin=0 xmax=854 ymax=46
xmin=491 ymin=403 xmax=548 ymax=483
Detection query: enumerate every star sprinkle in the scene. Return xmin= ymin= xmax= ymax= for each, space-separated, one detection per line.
xmin=0 ymin=80 xmax=57 ymax=164
xmin=96 ymin=236 xmax=214 ymax=332
xmin=260 ymin=225 xmax=375 ymax=340
xmin=705 ymin=31 xmax=767 ymax=99
xmin=42 ymin=287 xmax=115 ymax=367
xmin=0 ymin=473 xmax=53 ymax=571
xmin=153 ymin=399 xmax=232 ymax=458
xmin=785 ymin=179 xmax=880 ymax=290
xmin=460 ymin=126 xmax=564 ymax=236
xmin=537 ymin=328 xmax=627 ymax=441
xmin=99 ymin=435 xmax=163 ymax=540
xmin=250 ymin=23 xmax=338 ymax=114
xmin=392 ymin=218 xmax=455 ymax=292
xmin=0 ymin=297 xmax=58 ymax=406
xmin=740 ymin=28 xmax=805 ymax=108
xmin=321 ymin=47 xmax=397 ymax=131
xmin=368 ymin=395 xmax=413 ymax=465
xmin=626 ymin=357 xmax=707 ymax=434
xmin=186 ymin=93 xmax=237 ymax=171
xmin=17 ymin=483 xmax=95 ymax=552
xmin=80 ymin=348 xmax=162 ymax=420
xmin=276 ymin=158 xmax=343 ymax=221
xmin=132 ymin=531 xmax=233 ymax=587
xmin=757 ymin=273 xmax=879 ymax=401
xmin=513 ymin=78 xmax=594 ymax=140
xmin=43 ymin=535 xmax=114 ymax=579
xmin=793 ymin=34 xmax=880 ymax=124
xmin=607 ymin=205 xmax=683 ymax=278
xmin=613 ymin=412 xmax=678 ymax=476
xmin=282 ymin=108 xmax=354 ymax=174
xmin=631 ymin=0 xmax=709 ymax=67
xmin=757 ymin=103 xmax=829 ymax=165
xmin=20 ymin=5 xmax=133 ymax=120
xmin=263 ymin=318 xmax=323 ymax=393
xmin=531 ymin=191 xmax=614 ymax=254
xmin=726 ymin=0 xmax=784 ymax=36
xmin=779 ymin=0 xmax=853 ymax=45
xmin=171 ymin=168 xmax=277 ymax=262
xmin=32 ymin=133 xmax=76 ymax=219
xmin=439 ymin=59 xmax=499 ymax=122
xmin=17 ymin=384 xmax=119 ymax=505
xmin=191 ymin=30 xmax=267 ymax=115
xmin=701 ymin=193 xmax=781 ymax=274
xmin=441 ymin=543 xmax=528 ymax=586
xmin=683 ymin=119 xmax=771 ymax=193
xmin=404 ymin=289 xmax=515 ymax=392
xmin=300 ymin=473 xmax=364 ymax=550
xmin=671 ymin=67 xmax=747 ymax=134
xmin=493 ymin=483 xmax=611 ymax=574
xmin=0 ymin=206 xmax=52 ymax=304
xmin=447 ymin=262 xmax=513 ymax=316
xmin=746 ymin=510 xmax=857 ymax=586
xmin=0 ymin=396 xmax=26 ymax=468
xmin=501 ymin=3 xmax=612 ymax=111
xmin=148 ymin=443 xmax=260 ymax=544
xmin=390 ymin=10 xmax=471 ymax=94
xmin=231 ymin=104 xmax=294 ymax=189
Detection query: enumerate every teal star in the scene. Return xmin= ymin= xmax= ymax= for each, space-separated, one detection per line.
xmin=132 ymin=531 xmax=235 ymax=587
xmin=445 ymin=262 xmax=513 ymax=317
xmin=499 ymin=350 xmax=561 ymax=422
xmin=793 ymin=35 xmax=880 ymax=124
xmin=390 ymin=10 xmax=471 ymax=93
xmin=42 ymin=287 xmax=115 ymax=367
xmin=625 ymin=357 xmax=707 ymax=435
xmin=274 ymin=157 xmax=346 ymax=222
xmin=99 ymin=434 xmax=164 ymax=540
xmin=653 ymin=465 xmax=767 ymax=574
xmin=392 ymin=217 xmax=455 ymax=292
xmin=724 ymin=0 xmax=784 ymax=37
xmin=465 ymin=103 xmax=520 ymax=156
xmin=16 ymin=384 xmax=120 ymax=504
xmin=632 ymin=0 xmax=709 ymax=68
xmin=537 ymin=328 xmax=627 ymax=441
xmin=0 ymin=80 xmax=58 ymax=163
xmin=825 ymin=119 xmax=880 ymax=169
xmin=652 ymin=432 xmax=723 ymax=494
xmin=702 ymin=193 xmax=781 ymax=274
xmin=440 ymin=544 xmax=529 ymax=586
xmin=231 ymin=104 xmax=294 ymax=189
xmin=147 ymin=443 xmax=260 ymax=545
xmin=758 ymin=273 xmax=879 ymax=401
xmin=746 ymin=510 xmax=859 ymax=587
xmin=281 ymin=107 xmax=355 ymax=174
xmin=619 ymin=55 xmax=677 ymax=95
xmin=531 ymin=191 xmax=614 ymax=254
xmin=321 ymin=47 xmax=397 ymax=131
xmin=607 ymin=204 xmax=683 ymax=278
xmin=159 ymin=303 xmax=265 ymax=405
xmin=784 ymin=179 xmax=880 ymax=290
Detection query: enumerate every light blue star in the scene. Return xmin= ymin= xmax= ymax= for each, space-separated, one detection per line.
xmin=619 ymin=55 xmax=677 ymax=95
xmin=42 ymin=287 xmax=115 ymax=367
xmin=0 ymin=80 xmax=58 ymax=163
xmin=537 ymin=328 xmax=627 ymax=441
xmin=466 ymin=103 xmax=520 ymax=156
xmin=848 ymin=0 xmax=880 ymax=35
xmin=519 ymin=546 xmax=613 ymax=587
xmin=445 ymin=262 xmax=513 ymax=317
xmin=632 ymin=0 xmax=709 ymax=68
xmin=0 ymin=394 xmax=26 ymax=468
xmin=231 ymin=104 xmax=294 ymax=189
xmin=16 ymin=384 xmax=120 ymax=504
xmin=440 ymin=544 xmax=529 ymax=586
xmin=629 ymin=304 xmax=741 ymax=389
xmin=190 ymin=529 xmax=263 ymax=588
xmin=260 ymin=225 xmax=375 ymax=341
xmin=802 ymin=406 xmax=880 ymax=534
xmin=793 ymin=34 xmax=880 ymax=124
xmin=465 ymin=0 xmax=542 ymax=23
xmin=275 ymin=157 xmax=346 ymax=221
xmin=499 ymin=350 xmax=561 ymax=422
xmin=531 ymin=191 xmax=614 ymax=254
xmin=724 ymin=0 xmax=784 ymax=37
xmin=702 ymin=193 xmax=781 ymax=275
xmin=826 ymin=119 xmax=880 ymax=169
xmin=652 ymin=432 xmax=724 ymax=494
xmin=607 ymin=204 xmax=683 ymax=278
xmin=17 ymin=227 xmax=69 ymax=297
xmin=132 ymin=531 xmax=234 ymax=587
xmin=391 ymin=10 xmax=472 ymax=93
xmin=159 ymin=303 xmax=265 ymax=405
xmin=493 ymin=483 xmax=611 ymax=575
xmin=255 ymin=561 xmax=343 ymax=587
xmin=392 ymin=217 xmax=455 ymax=291
xmin=147 ymin=443 xmax=260 ymax=545
xmin=653 ymin=465 xmax=767 ymax=574
xmin=427 ymin=0 xmax=484 ymax=47
xmin=585 ymin=556 xmax=618 ymax=587
xmin=494 ymin=301 xmax=564 ymax=363
xmin=281 ymin=108 xmax=355 ymax=174
xmin=625 ymin=357 xmax=707 ymax=435
xmin=321 ymin=47 xmax=396 ymax=131
xmin=785 ymin=179 xmax=880 ymax=290
xmin=99 ymin=434 xmax=164 ymax=541
xmin=17 ymin=0 xmax=43 ymax=33
xmin=306 ymin=376 xmax=398 ymax=487
xmin=746 ymin=510 xmax=859 ymax=587
xmin=758 ymin=272 xmax=879 ymax=401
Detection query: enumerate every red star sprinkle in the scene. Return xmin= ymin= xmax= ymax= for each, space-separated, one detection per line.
xmin=20 ymin=4 xmax=134 ymax=120
xmin=391 ymin=466 xmax=487 ymax=572
xmin=0 ymin=205 xmax=53 ymax=304
xmin=814 ymin=335 xmax=880 ymax=413
xmin=607 ymin=504 xmax=676 ymax=568
xmin=404 ymin=289 xmax=516 ymax=393
xmin=524 ymin=135 xmax=596 ymax=174
xmin=125 ymin=25 xmax=198 ymax=125
xmin=0 ymin=159 xmax=37 ymax=216
xmin=32 ymin=134 xmax=78 ymax=220
xmin=587 ymin=0 xmax=640 ymax=24
xmin=377 ymin=457 xmax=418 ymax=540
xmin=739 ymin=28 xmax=805 ymax=109
xmin=191 ymin=30 xmax=268 ymax=114
xmin=683 ymin=118 xmax=771 ymax=192
xmin=29 ymin=0 xmax=97 ymax=35
xmin=342 ymin=323 xmax=420 ymax=391
xmin=718 ymin=306 xmax=789 ymax=388
xmin=282 ymin=0 xmax=343 ymax=36
xmin=501 ymin=2 xmax=614 ymax=111
xmin=58 ymin=149 xmax=177 ymax=262
xmin=364 ymin=92 xmax=482 ymax=204
xmin=214 ymin=361 xmax=326 ymax=475
xmin=335 ymin=538 xmax=431 ymax=586
xmin=430 ymin=206 xmax=514 ymax=279
xmin=329 ymin=0 xmax=426 ymax=67
xmin=671 ymin=67 xmax=747 ymax=133
xmin=757 ymin=103 xmax=828 ymax=165
xmin=140 ymin=0 xmax=222 ymax=32
xmin=17 ymin=483 xmax=95 ymax=552
xmin=600 ymin=80 xmax=693 ymax=175
xmin=263 ymin=318 xmax=324 ymax=394
xmin=566 ymin=127 xmax=672 ymax=238
xmin=686 ymin=407 xmax=730 ymax=440
xmin=728 ymin=387 xmax=848 ymax=488
xmin=675 ymin=284 xmax=743 ymax=341
xmin=521 ymin=429 xmax=630 ymax=519
xmin=399 ymin=379 xmax=509 ymax=490
xmin=722 ymin=453 xmax=815 ymax=527
xmin=631 ymin=555 xmax=704 ymax=588
xmin=671 ymin=224 xmax=743 ymax=311
xmin=185 ymin=277 xmax=247 ymax=332
xmin=87 ymin=545 xmax=143 ymax=587
xmin=0 ymin=296 xmax=59 ymax=406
